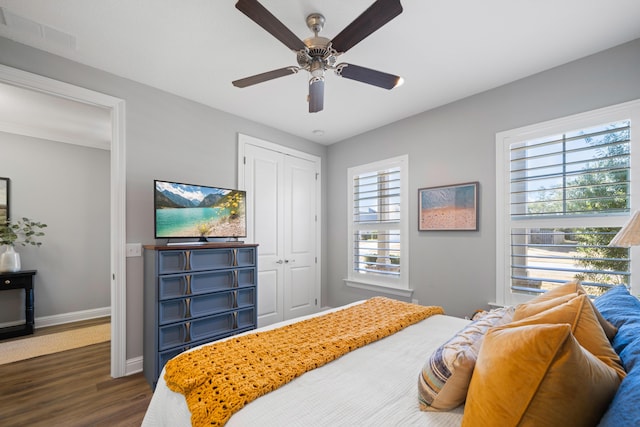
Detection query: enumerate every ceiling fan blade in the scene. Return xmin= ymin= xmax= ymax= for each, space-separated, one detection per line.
xmin=330 ymin=0 xmax=403 ymax=54
xmin=335 ymin=63 xmax=402 ymax=90
xmin=235 ymin=0 xmax=306 ymax=51
xmin=232 ymin=67 xmax=299 ymax=88
xmin=308 ymin=77 xmax=324 ymax=113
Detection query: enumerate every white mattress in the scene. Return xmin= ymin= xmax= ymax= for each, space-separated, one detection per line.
xmin=142 ymin=302 xmax=469 ymax=427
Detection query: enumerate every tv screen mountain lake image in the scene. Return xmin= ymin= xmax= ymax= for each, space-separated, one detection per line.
xmin=155 ymin=181 xmax=246 ymax=238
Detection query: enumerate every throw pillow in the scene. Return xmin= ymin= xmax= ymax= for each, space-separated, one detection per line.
xmin=598 ymin=337 xmax=640 ymax=427
xmin=594 ymin=286 xmax=640 ymax=426
xmin=594 ymin=285 xmax=640 ymax=356
xmin=512 ymin=294 xmax=625 ymax=380
xmin=520 ymin=280 xmax=617 ymax=341
xmin=512 ymin=292 xmax=578 ymax=319
xmin=417 ymin=306 xmax=514 ymax=411
xmin=461 ymin=323 xmax=620 ymax=427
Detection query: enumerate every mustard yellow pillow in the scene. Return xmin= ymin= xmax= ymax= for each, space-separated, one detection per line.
xmin=513 ymin=294 xmax=625 ymax=380
xmin=514 ymin=292 xmax=578 ymax=319
xmin=529 ymin=280 xmax=583 ymax=302
xmin=522 ymin=281 xmax=617 ymax=341
xmin=462 ymin=323 xmax=620 ymax=427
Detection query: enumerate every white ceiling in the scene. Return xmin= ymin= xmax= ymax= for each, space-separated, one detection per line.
xmin=1 ymin=0 xmax=639 ymax=145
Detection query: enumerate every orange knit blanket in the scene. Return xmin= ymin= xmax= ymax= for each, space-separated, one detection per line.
xmin=164 ymin=297 xmax=444 ymax=426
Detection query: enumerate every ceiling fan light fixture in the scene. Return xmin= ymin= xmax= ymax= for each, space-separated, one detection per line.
xmin=233 ymin=0 xmax=404 ymax=112
xmin=310 ymin=58 xmax=325 ymax=78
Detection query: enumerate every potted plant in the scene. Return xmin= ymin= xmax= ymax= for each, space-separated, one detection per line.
xmin=0 ymin=217 xmax=47 ymax=272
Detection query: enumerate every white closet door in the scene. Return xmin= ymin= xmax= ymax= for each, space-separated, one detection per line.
xmin=245 ymin=143 xmax=284 ymax=326
xmin=283 ymin=155 xmax=317 ymax=319
xmin=242 ymin=140 xmax=320 ymax=327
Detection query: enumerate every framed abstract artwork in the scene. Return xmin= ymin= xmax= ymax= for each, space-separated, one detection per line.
xmin=0 ymin=177 xmax=9 ymax=224
xmin=418 ymin=182 xmax=478 ymax=231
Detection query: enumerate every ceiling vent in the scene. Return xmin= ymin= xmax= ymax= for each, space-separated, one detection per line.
xmin=0 ymin=7 xmax=76 ymax=51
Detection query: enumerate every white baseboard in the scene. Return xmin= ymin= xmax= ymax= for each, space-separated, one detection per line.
xmin=125 ymin=356 xmax=143 ymax=376
xmin=0 ymin=306 xmax=111 ymax=329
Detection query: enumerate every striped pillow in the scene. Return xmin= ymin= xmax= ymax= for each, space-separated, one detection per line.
xmin=418 ymin=306 xmax=514 ymax=411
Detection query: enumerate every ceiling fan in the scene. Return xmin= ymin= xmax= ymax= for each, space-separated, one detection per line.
xmin=232 ymin=0 xmax=404 ymax=113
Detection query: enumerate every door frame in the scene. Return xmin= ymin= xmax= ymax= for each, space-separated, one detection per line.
xmin=0 ymin=64 xmax=127 ymax=378
xmin=237 ymin=133 xmax=322 ymax=310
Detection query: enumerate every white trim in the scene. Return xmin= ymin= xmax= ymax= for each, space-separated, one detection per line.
xmin=0 ymin=64 xmax=127 ymax=378
xmin=238 ymin=133 xmax=321 ymax=164
xmin=346 ymin=154 xmax=410 ymax=289
xmin=125 ymin=356 xmax=143 ymax=375
xmin=344 ymin=279 xmax=414 ymax=298
xmin=496 ymin=99 xmax=640 ymax=306
xmin=0 ymin=306 xmax=110 ymax=329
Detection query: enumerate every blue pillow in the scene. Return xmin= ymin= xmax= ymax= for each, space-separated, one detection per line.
xmin=594 ymin=286 xmax=640 ymax=426
xmin=594 ymin=285 xmax=640 ymax=359
xmin=598 ymin=364 xmax=640 ymax=427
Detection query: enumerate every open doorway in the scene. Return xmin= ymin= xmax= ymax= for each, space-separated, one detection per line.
xmin=0 ymin=64 xmax=127 ymax=377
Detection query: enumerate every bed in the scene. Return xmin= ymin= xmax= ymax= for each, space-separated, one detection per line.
xmin=142 ymin=298 xmax=468 ymax=426
xmin=142 ymin=285 xmax=640 ymax=427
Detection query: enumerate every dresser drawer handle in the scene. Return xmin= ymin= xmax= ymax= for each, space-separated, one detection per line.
xmin=184 ymin=251 xmax=192 ymax=271
xmin=184 ymin=322 xmax=191 ymax=343
xmin=4 ymin=279 xmax=10 ymax=285
xmin=184 ymin=298 xmax=192 ymax=319
xmin=185 ymin=275 xmax=192 ymax=295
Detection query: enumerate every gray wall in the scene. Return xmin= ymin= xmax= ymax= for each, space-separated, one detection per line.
xmin=326 ymin=38 xmax=640 ymax=318
xmin=2 ymin=33 xmax=639 ymax=362
xmin=0 ymin=37 xmax=328 ymax=360
xmin=0 ymin=133 xmax=110 ymax=321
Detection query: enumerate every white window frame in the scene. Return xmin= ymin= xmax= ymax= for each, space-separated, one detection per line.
xmin=496 ymin=99 xmax=640 ymax=306
xmin=345 ymin=155 xmax=412 ymax=298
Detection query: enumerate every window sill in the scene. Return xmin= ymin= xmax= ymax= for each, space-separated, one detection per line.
xmin=344 ymin=279 xmax=414 ymax=298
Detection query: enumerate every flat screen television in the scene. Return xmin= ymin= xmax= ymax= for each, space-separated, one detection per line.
xmin=154 ymin=180 xmax=246 ymax=241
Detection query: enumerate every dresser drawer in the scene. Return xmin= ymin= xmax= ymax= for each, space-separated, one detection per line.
xmin=236 ymin=288 xmax=255 ymax=308
xmin=158 ymin=308 xmax=256 ymax=351
xmin=159 ymin=313 xmax=231 ymax=350
xmin=159 ymin=288 xmax=256 ymax=325
xmin=158 ymin=247 xmax=256 ymax=274
xmin=159 ymin=293 xmax=231 ymax=325
xmin=1 ymin=274 xmax=31 ymax=288
xmin=237 ymin=268 xmax=256 ymax=288
xmin=191 ymin=247 xmax=256 ymax=270
xmin=159 ymin=269 xmax=255 ymax=299
xmin=237 ymin=306 xmax=256 ymax=329
xmin=157 ymin=323 xmax=255 ymax=373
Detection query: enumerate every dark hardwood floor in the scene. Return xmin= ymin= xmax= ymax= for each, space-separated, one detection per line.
xmin=0 ymin=322 xmax=153 ymax=426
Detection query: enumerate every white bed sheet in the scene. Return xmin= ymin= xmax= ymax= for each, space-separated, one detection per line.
xmin=142 ymin=302 xmax=470 ymax=427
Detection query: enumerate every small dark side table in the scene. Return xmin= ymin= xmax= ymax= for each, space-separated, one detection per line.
xmin=0 ymin=270 xmax=37 ymax=340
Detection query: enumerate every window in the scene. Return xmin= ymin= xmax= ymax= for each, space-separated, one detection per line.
xmin=346 ymin=155 xmax=411 ymax=296
xmin=496 ymin=100 xmax=640 ymax=306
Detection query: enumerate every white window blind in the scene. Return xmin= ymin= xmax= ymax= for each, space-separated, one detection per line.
xmin=510 ymin=121 xmax=630 ymax=218
xmin=496 ymin=100 xmax=640 ymax=306
xmin=347 ymin=155 xmax=409 ymax=293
